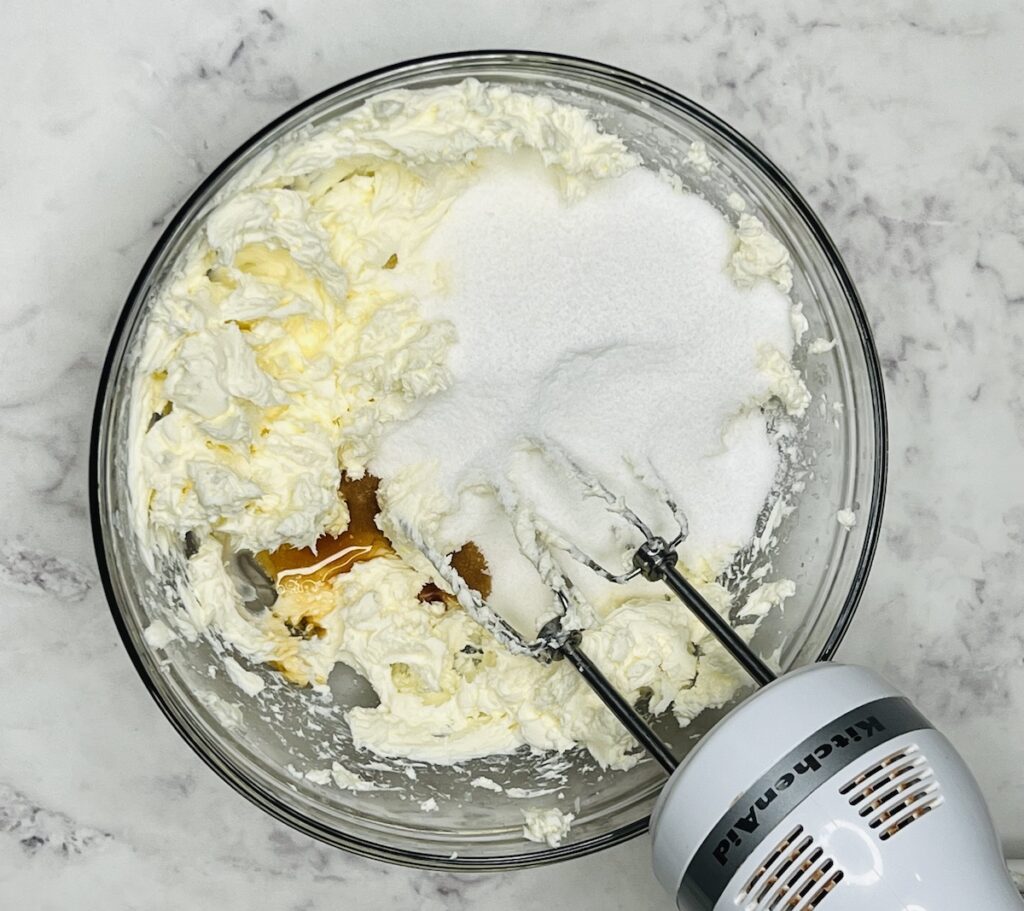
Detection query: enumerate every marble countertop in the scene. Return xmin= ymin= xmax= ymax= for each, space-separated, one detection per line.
xmin=3 ymin=1 xmax=1022 ymax=906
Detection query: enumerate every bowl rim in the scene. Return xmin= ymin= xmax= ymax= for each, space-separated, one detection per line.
xmin=88 ymin=48 xmax=888 ymax=871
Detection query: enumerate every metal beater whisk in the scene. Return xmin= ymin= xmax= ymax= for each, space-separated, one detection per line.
xmin=402 ymin=440 xmax=777 ymax=774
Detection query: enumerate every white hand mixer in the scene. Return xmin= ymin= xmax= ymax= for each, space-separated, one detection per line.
xmin=406 ymin=442 xmax=1023 ymax=910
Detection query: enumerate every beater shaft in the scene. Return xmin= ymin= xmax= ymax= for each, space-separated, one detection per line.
xmin=560 ymin=633 xmax=679 ymax=773
xmin=633 ymin=538 xmax=776 ymax=687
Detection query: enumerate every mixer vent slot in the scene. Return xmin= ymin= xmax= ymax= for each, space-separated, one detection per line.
xmin=737 ymin=826 xmax=844 ymax=911
xmin=802 ymin=870 xmax=844 ymax=909
xmin=839 ymin=743 xmax=943 ymax=841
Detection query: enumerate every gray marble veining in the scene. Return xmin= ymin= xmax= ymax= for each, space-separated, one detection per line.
xmin=2 ymin=0 xmax=1022 ymax=906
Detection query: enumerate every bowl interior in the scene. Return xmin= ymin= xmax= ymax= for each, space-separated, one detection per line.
xmin=92 ymin=52 xmax=885 ymax=870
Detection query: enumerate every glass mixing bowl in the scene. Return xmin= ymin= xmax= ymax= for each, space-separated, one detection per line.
xmin=90 ymin=51 xmax=886 ymax=870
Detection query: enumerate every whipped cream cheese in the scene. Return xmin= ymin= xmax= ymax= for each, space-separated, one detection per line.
xmin=730 ymin=214 xmax=794 ymax=293
xmin=522 ymin=807 xmax=575 ymax=847
xmin=131 ymin=79 xmax=808 ymax=777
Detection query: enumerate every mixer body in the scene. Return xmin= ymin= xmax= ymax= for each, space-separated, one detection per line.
xmin=650 ymin=663 xmax=1023 ymax=910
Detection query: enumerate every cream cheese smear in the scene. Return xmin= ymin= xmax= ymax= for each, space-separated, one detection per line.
xmin=131 ymin=80 xmax=808 ymax=780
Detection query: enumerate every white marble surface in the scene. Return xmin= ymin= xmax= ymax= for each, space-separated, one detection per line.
xmin=3 ymin=0 xmax=1023 ymax=906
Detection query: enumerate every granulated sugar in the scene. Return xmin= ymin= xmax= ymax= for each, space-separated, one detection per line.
xmin=372 ymin=152 xmax=795 ymax=606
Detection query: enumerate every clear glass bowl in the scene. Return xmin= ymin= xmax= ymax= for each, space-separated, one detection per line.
xmin=90 ymin=51 xmax=886 ymax=870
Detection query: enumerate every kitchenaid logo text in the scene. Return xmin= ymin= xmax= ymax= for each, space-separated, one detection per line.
xmin=712 ymin=714 xmax=886 ymax=867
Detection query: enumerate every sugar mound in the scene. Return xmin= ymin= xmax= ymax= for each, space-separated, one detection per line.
xmin=372 ymin=152 xmax=795 ymax=626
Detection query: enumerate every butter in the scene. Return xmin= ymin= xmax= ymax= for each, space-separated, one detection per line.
xmin=131 ymin=79 xmax=800 ymax=774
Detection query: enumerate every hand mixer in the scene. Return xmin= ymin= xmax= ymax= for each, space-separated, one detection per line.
xmin=406 ymin=442 xmax=1024 ymax=910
